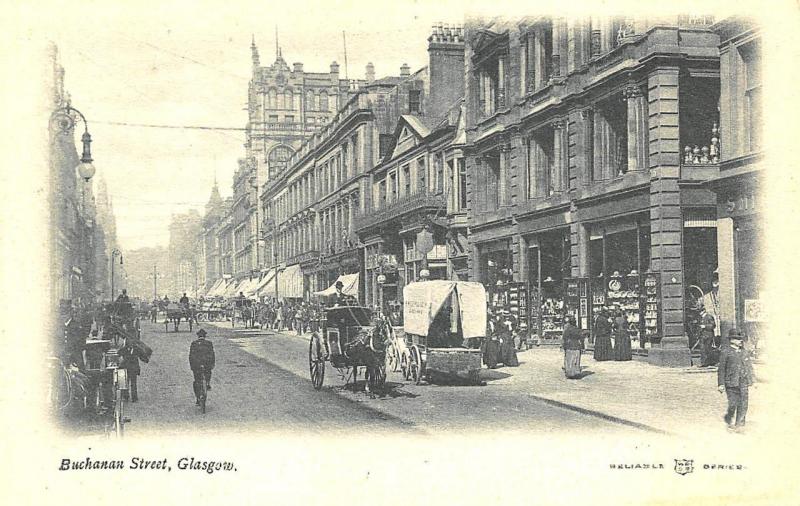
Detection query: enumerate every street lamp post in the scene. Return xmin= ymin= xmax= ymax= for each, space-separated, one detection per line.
xmin=110 ymin=248 xmax=122 ymax=300
xmin=50 ymin=103 xmax=96 ymax=182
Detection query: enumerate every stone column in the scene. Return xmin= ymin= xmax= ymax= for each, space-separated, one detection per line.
xmin=624 ymin=83 xmax=648 ymax=172
xmin=551 ymin=18 xmax=566 ymax=78
xmin=647 ymin=67 xmax=689 ymax=366
xmin=499 ymin=144 xmax=509 ymax=205
xmin=535 ymin=27 xmax=546 ymax=89
xmin=552 ymin=119 xmax=566 ymax=191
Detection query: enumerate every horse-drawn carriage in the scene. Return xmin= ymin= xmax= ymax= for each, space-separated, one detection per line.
xmin=164 ymin=303 xmax=194 ymax=332
xmin=196 ymin=300 xmax=225 ymax=322
xmin=400 ymin=281 xmax=486 ymax=385
xmin=230 ymin=298 xmax=256 ymax=328
xmin=308 ymin=305 xmax=390 ymax=394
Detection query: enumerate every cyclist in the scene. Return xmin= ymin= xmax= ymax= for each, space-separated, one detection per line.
xmin=189 ymin=328 xmax=215 ymax=406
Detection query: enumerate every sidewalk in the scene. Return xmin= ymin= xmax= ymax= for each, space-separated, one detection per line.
xmin=498 ymin=346 xmax=764 ymax=437
xmin=204 ymin=321 xmax=764 ymax=437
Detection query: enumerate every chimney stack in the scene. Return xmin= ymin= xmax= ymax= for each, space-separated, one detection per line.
xmin=293 ymin=62 xmax=304 ymax=73
xmin=365 ymin=62 xmax=375 ymax=83
xmin=427 ymin=22 xmax=465 ymax=124
xmin=330 ymin=61 xmax=340 ymax=75
xmin=400 ymin=63 xmax=410 ymax=77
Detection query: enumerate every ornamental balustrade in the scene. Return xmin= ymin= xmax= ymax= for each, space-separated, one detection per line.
xmin=354 ymin=190 xmax=445 ymax=232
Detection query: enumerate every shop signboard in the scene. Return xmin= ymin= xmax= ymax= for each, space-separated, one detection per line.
xmin=564 ymin=278 xmax=589 ymax=330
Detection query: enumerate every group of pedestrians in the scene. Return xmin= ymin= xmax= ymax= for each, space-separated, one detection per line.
xmin=255 ymin=300 xmax=323 ymax=334
xmin=590 ymin=307 xmax=632 ymax=362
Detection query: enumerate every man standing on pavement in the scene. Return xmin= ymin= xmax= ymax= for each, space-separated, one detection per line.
xmin=718 ymin=328 xmax=754 ymax=432
xmin=189 ymin=328 xmax=215 ymax=406
xmin=699 ymin=306 xmax=717 ymax=366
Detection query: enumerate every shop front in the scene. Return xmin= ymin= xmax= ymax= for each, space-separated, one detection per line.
xmin=363 ymin=241 xmax=403 ymax=317
xmin=477 ymin=237 xmax=516 ymax=317
xmin=709 ymin=173 xmax=763 ymax=352
xmin=403 ymin=227 xmax=448 ymax=283
xmin=586 ymin=214 xmax=656 ymax=349
xmin=524 ymin=228 xmax=571 ymax=345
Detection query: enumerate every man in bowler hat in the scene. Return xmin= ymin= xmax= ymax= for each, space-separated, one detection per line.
xmin=718 ymin=328 xmax=754 ymax=432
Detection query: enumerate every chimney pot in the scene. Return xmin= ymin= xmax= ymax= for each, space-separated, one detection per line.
xmin=400 ymin=63 xmax=410 ymax=77
xmin=330 ymin=61 xmax=340 ymax=74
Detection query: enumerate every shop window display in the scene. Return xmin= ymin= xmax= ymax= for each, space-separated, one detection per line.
xmin=588 ymin=221 xmax=657 ymax=347
xmin=526 ymin=230 xmax=571 ymax=345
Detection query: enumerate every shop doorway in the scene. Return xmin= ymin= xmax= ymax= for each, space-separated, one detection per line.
xmin=683 ymin=223 xmax=718 ymax=349
xmin=527 ymin=229 xmax=570 ymax=344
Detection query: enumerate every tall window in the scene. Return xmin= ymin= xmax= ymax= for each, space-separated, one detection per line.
xmin=352 ymin=132 xmax=360 ymax=173
xmin=417 ymin=157 xmax=427 ymax=193
xmin=320 ymin=91 xmax=329 ymax=112
xmin=341 ymin=143 xmax=349 ymax=179
xmin=402 ymin=164 xmax=411 ymax=196
xmin=435 ymin=154 xmax=444 ymax=194
xmin=477 ymin=55 xmax=505 ymax=116
xmin=285 ymin=115 xmax=294 ymax=123
xmin=379 ymin=179 xmax=387 ymax=207
xmin=741 ymin=41 xmax=762 ymax=152
xmin=389 ymin=171 xmax=398 ymax=201
xmin=268 ymin=88 xmax=277 ymax=108
xmin=409 ymin=90 xmax=421 ymax=113
xmin=458 ymin=158 xmax=467 ymax=210
xmin=306 ymin=90 xmax=315 ymax=110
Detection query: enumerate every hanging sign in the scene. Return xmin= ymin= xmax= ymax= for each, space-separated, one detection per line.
xmin=416 ymin=227 xmax=434 ymax=254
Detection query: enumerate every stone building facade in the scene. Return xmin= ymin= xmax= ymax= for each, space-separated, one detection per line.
xmin=707 ymin=18 xmax=763 ymax=350
xmin=463 ymin=16 xmax=722 ymax=366
xmin=231 ymin=40 xmax=366 ymax=280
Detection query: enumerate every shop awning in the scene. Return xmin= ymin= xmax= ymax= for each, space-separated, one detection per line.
xmin=277 ymin=264 xmax=303 ymax=299
xmin=251 ymin=268 xmax=276 ymax=298
xmin=205 ymin=279 xmax=226 ymax=298
xmin=240 ymin=277 xmax=261 ymax=297
xmin=224 ymin=278 xmax=247 ymax=298
xmin=313 ymin=273 xmax=359 ymax=297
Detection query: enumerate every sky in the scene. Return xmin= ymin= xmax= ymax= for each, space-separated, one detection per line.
xmin=49 ymin=0 xmax=464 ymax=251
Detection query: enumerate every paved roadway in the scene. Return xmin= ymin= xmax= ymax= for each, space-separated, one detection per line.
xmin=124 ymin=320 xmax=634 ymax=437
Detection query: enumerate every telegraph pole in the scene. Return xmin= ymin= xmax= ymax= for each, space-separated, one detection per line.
xmin=153 ymin=264 xmax=158 ymax=299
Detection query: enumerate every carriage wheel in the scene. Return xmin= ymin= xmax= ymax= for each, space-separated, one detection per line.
xmin=409 ymin=346 xmax=423 ymax=385
xmin=309 ymin=334 xmax=325 ymax=390
xmin=385 ymin=343 xmax=398 ymax=373
xmin=114 ymin=390 xmax=125 ymax=439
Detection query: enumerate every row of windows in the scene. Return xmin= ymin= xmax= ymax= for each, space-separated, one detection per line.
xmin=374 ymin=155 xmax=467 ymax=211
xmin=266 ymin=132 xmax=361 ymax=225
xmin=260 ymin=88 xmax=337 ymax=113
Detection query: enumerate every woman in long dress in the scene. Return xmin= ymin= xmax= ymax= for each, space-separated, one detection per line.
xmin=613 ymin=309 xmax=632 ymax=361
xmin=562 ymin=316 xmax=583 ymax=378
xmin=593 ymin=309 xmax=614 ymax=361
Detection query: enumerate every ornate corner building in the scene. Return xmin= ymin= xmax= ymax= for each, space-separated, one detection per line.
xmin=462 ymin=16 xmax=757 ymax=366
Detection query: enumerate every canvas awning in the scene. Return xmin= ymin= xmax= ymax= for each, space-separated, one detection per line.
xmin=206 ymin=279 xmax=227 ymax=298
xmin=313 ymin=273 xmax=359 ymax=297
xmin=277 ymin=264 xmax=303 ymax=299
xmin=224 ymin=278 xmax=247 ymax=298
xmin=403 ymin=280 xmax=487 ymax=339
xmin=251 ymin=268 xmax=276 ymax=297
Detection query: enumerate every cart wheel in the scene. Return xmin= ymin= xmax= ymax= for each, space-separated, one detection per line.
xmin=410 ymin=346 xmax=423 ymax=385
xmin=309 ymin=333 xmax=325 ymax=390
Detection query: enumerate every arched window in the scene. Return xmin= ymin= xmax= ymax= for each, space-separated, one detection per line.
xmin=268 ymin=88 xmax=277 ymax=109
xmin=285 ymin=89 xmax=294 ymax=110
xmin=320 ymin=90 xmax=329 ymax=112
xmin=267 ymin=145 xmax=294 ymax=177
